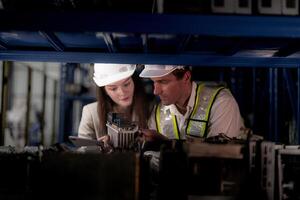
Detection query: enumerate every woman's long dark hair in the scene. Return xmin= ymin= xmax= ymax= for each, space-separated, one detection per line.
xmin=96 ymin=72 xmax=150 ymax=134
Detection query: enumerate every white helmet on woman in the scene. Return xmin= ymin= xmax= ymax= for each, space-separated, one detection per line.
xmin=93 ymin=63 xmax=136 ymax=87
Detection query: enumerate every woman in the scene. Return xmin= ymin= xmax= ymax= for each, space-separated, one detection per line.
xmin=78 ymin=63 xmax=151 ymax=142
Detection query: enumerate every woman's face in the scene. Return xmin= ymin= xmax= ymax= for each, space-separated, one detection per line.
xmin=104 ymin=77 xmax=135 ymax=109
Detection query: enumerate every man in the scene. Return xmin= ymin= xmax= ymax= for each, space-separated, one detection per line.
xmin=139 ymin=65 xmax=245 ymax=141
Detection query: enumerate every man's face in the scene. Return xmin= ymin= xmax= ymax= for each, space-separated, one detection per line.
xmin=151 ymin=73 xmax=185 ymax=105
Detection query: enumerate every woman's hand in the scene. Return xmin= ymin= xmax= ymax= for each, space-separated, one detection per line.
xmin=97 ymin=135 xmax=113 ymax=153
xmin=97 ymin=135 xmax=111 ymax=148
xmin=98 ymin=135 xmax=110 ymax=143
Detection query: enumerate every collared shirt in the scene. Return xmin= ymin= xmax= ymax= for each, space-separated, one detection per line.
xmin=148 ymin=82 xmax=245 ymax=139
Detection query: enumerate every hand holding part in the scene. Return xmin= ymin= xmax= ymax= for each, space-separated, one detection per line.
xmin=97 ymin=135 xmax=113 ymax=153
xmin=98 ymin=135 xmax=110 ymax=144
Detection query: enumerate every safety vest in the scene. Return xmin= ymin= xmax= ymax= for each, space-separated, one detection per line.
xmin=155 ymin=83 xmax=225 ymax=139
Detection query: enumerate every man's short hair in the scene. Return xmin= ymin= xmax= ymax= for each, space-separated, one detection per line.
xmin=172 ymin=67 xmax=191 ymax=80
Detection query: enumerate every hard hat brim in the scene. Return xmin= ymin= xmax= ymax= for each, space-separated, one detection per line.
xmin=93 ymin=68 xmax=135 ymax=87
xmin=139 ymin=67 xmax=177 ymax=78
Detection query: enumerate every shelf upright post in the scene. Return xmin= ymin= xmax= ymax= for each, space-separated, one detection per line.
xmin=25 ymin=66 xmax=32 ymax=145
xmin=296 ymin=66 xmax=300 ymax=145
xmin=0 ymin=61 xmax=10 ymax=145
xmin=252 ymin=68 xmax=256 ymax=132
xmin=40 ymin=70 xmax=47 ymax=146
xmin=283 ymin=68 xmax=298 ymax=144
xmin=274 ymin=68 xmax=278 ymax=142
xmin=51 ymin=80 xmax=58 ymax=144
xmin=58 ymin=64 xmax=66 ymax=143
xmin=58 ymin=63 xmax=76 ymax=143
xmin=269 ymin=68 xmax=274 ymax=141
xmin=268 ymin=68 xmax=279 ymax=142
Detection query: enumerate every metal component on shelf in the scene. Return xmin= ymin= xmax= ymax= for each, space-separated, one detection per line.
xmin=249 ymin=140 xmax=257 ymax=173
xmin=211 ymin=0 xmax=252 ymax=14
xmin=261 ymin=141 xmax=276 ymax=200
xmin=258 ymin=0 xmax=281 ymax=15
xmin=282 ymin=0 xmax=299 ymax=15
xmin=0 ymin=146 xmax=139 ymax=200
xmin=277 ymin=146 xmax=300 ymax=200
xmin=211 ymin=0 xmax=235 ymax=14
xmin=260 ymin=142 xmax=300 ymax=200
xmin=1 ymin=138 xmax=300 ymax=199
xmin=106 ymin=112 xmax=139 ymax=149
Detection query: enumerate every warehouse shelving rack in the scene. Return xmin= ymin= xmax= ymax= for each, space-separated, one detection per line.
xmin=1 ymin=10 xmax=300 ymax=144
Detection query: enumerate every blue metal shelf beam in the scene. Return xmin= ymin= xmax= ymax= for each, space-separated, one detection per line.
xmin=102 ymin=33 xmax=117 ymax=53
xmin=2 ymin=12 xmax=300 ymax=38
xmin=39 ymin=31 xmax=65 ymax=52
xmin=219 ymin=38 xmax=247 ymax=56
xmin=274 ymin=41 xmax=300 ymax=57
xmin=2 ymin=50 xmax=300 ymax=67
xmin=0 ymin=38 xmax=7 ymax=50
xmin=141 ymin=34 xmax=148 ymax=53
xmin=177 ymin=35 xmax=191 ymax=53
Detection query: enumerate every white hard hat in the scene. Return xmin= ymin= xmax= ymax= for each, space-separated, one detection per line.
xmin=139 ymin=65 xmax=185 ymax=78
xmin=93 ymin=63 xmax=136 ymax=87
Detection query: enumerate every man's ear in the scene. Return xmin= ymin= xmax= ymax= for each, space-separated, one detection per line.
xmin=184 ymin=71 xmax=191 ymax=82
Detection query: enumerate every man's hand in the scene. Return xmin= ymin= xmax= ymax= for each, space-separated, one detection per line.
xmin=140 ymin=129 xmax=169 ymax=142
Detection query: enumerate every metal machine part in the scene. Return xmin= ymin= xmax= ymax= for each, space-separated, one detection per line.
xmin=277 ymin=146 xmax=300 ymax=200
xmin=106 ymin=112 xmax=139 ymax=149
xmin=260 ymin=142 xmax=300 ymax=200
xmin=261 ymin=141 xmax=276 ymax=200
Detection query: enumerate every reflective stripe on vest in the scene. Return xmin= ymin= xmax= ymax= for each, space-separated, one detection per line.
xmin=155 ymin=104 xmax=180 ymax=139
xmin=155 ymin=83 xmax=225 ymax=139
xmin=186 ymin=84 xmax=225 ymax=137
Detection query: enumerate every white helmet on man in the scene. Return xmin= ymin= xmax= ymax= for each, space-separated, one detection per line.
xmin=139 ymin=65 xmax=185 ymax=78
xmin=93 ymin=63 xmax=136 ymax=87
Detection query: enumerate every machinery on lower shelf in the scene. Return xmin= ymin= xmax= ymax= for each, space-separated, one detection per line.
xmin=1 ymin=135 xmax=300 ymax=200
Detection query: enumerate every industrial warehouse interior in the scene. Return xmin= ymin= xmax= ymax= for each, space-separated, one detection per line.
xmin=1 ymin=0 xmax=300 ymax=200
